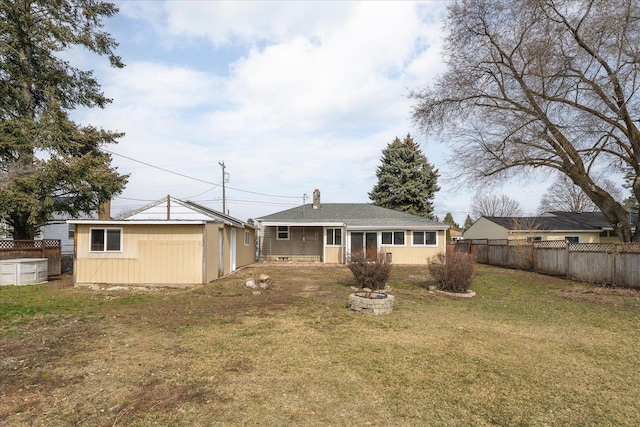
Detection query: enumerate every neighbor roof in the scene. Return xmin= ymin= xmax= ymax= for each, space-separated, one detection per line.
xmin=257 ymin=203 xmax=448 ymax=229
xmin=484 ymin=211 xmax=634 ymax=232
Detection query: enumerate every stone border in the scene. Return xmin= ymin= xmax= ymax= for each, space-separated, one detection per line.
xmin=348 ymin=293 xmax=395 ymax=315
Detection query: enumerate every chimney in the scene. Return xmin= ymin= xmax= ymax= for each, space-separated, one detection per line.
xmin=312 ymin=189 xmax=320 ymax=209
xmin=98 ymin=200 xmax=111 ymax=220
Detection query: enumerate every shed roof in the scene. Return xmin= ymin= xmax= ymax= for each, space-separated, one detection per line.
xmin=97 ymin=196 xmax=249 ymax=227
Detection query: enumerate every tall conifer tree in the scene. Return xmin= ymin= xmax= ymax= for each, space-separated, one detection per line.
xmin=369 ymin=134 xmax=439 ymax=219
xmin=0 ymin=0 xmax=128 ymax=239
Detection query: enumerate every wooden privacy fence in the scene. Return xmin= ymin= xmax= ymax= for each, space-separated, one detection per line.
xmin=456 ymin=239 xmax=640 ymax=289
xmin=0 ymin=239 xmax=62 ymax=277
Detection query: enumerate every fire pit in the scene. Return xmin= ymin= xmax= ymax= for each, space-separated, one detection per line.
xmin=349 ymin=291 xmax=394 ymax=315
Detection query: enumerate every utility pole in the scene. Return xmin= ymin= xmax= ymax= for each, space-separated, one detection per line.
xmin=219 ymin=161 xmax=228 ymax=214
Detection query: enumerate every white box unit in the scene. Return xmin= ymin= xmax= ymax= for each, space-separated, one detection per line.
xmin=0 ymin=258 xmax=48 ymax=286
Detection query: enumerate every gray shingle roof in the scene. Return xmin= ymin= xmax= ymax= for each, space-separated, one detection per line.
xmin=485 ymin=211 xmax=635 ymax=231
xmin=257 ymin=203 xmax=448 ymax=229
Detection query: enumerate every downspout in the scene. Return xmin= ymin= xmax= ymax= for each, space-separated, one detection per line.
xmin=343 ymin=225 xmax=347 ymax=264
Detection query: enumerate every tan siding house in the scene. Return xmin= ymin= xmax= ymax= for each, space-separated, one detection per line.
xmin=257 ymin=190 xmax=449 ymax=265
xmin=463 ymin=211 xmax=629 ymax=243
xmin=70 ymin=196 xmax=255 ymax=287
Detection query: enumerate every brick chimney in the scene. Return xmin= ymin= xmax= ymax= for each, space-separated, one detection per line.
xmin=98 ymin=200 xmax=111 ymax=220
xmin=312 ymin=189 xmax=320 ymax=210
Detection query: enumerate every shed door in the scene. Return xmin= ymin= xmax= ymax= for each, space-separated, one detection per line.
xmin=230 ymin=228 xmax=237 ymax=272
xmin=218 ymin=229 xmax=224 ymax=277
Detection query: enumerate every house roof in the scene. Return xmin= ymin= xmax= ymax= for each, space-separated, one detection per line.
xmin=483 ymin=211 xmax=636 ymax=232
xmin=257 ymin=203 xmax=448 ymax=229
xmin=70 ymin=196 xmax=249 ymax=228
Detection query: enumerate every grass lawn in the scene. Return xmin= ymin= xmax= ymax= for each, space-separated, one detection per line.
xmin=1 ymin=264 xmax=639 ymax=426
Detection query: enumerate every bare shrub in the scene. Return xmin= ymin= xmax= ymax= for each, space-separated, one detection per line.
xmin=348 ymin=251 xmax=392 ymax=291
xmin=428 ymin=252 xmax=476 ymax=293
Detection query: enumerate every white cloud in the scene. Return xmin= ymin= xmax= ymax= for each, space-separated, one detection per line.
xmin=71 ymin=1 xmax=473 ymax=219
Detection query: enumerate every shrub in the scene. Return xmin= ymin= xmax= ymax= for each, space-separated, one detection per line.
xmin=348 ymin=250 xmax=392 ymax=291
xmin=428 ymin=251 xmax=476 ymax=293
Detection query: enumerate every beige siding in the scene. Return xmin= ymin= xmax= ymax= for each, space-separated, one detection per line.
xmin=75 ymin=223 xmax=204 ymax=286
xmin=324 ymin=247 xmax=343 ymax=263
xmin=236 ymin=227 xmax=256 ymax=268
xmin=204 ymin=223 xmax=220 ymax=283
xmin=380 ymin=230 xmax=447 ymax=265
xmin=463 ymin=218 xmax=509 ymax=240
xmin=510 ymin=231 xmax=601 ymax=243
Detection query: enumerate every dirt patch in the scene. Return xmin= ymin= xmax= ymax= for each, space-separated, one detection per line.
xmin=557 ymin=284 xmax=640 ymax=307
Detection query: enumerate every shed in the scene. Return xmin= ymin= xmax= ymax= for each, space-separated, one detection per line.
xmin=69 ymin=196 xmax=255 ymax=287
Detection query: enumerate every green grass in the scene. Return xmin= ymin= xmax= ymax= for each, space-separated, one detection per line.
xmin=1 ymin=265 xmax=639 ymax=426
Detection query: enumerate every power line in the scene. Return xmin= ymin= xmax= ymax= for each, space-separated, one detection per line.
xmin=102 ymin=148 xmax=301 ymax=199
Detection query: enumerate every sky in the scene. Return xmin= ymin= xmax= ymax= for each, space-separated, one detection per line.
xmin=71 ymin=0 xmax=552 ymax=225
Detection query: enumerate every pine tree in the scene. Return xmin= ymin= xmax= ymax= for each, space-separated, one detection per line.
xmin=369 ymin=134 xmax=439 ymax=218
xmin=0 ymin=1 xmax=128 ymax=239
xmin=463 ymin=215 xmax=474 ymax=230
xmin=443 ymin=213 xmax=459 ymax=230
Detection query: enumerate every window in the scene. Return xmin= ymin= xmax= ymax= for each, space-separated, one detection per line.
xmin=90 ymin=228 xmax=122 ymax=252
xmin=68 ymin=224 xmax=74 ymax=240
xmin=565 ymin=236 xmax=579 ymax=243
xmin=413 ymin=231 xmax=437 ymax=246
xmin=526 ymin=236 xmax=542 ymax=242
xmin=326 ymin=228 xmax=342 ymax=246
xmin=381 ymin=231 xmax=405 ymax=246
xmin=244 ymin=230 xmax=250 ymax=246
xmin=276 ymin=226 xmax=289 ymax=240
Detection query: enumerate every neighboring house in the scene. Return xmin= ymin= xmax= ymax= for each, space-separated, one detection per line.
xmin=256 ymin=190 xmax=449 ymax=265
xmin=69 ymin=196 xmax=256 ymax=287
xmin=40 ymin=214 xmax=87 ymax=256
xmin=463 ymin=211 xmax=635 ymax=243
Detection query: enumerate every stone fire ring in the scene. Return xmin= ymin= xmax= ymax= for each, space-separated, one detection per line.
xmin=349 ymin=291 xmax=395 ymax=315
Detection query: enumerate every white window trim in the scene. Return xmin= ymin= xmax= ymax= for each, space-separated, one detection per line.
xmin=411 ymin=230 xmax=438 ymax=247
xmin=244 ymin=230 xmax=250 ymax=246
xmin=325 ymin=228 xmax=343 ymax=247
xmin=89 ymin=227 xmax=123 ymax=252
xmin=381 ymin=231 xmax=406 ymax=247
xmin=276 ymin=225 xmax=290 ymax=241
xmin=565 ymin=235 xmax=579 ymax=243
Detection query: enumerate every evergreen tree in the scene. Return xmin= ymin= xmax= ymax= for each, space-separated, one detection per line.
xmin=443 ymin=213 xmax=459 ymax=230
xmin=0 ymin=0 xmax=128 ymax=239
xmin=463 ymin=214 xmax=474 ymax=230
xmin=369 ymin=134 xmax=439 ymax=218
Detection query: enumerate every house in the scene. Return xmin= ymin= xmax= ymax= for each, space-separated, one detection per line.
xmin=256 ymin=190 xmax=449 ymax=264
xmin=69 ymin=196 xmax=256 ymax=287
xmin=462 ymin=211 xmax=634 ymax=243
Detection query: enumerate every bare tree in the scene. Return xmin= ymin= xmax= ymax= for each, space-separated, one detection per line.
xmin=412 ymin=0 xmax=640 ymax=242
xmin=471 ymin=193 xmax=523 ymax=219
xmin=538 ymin=174 xmax=623 ymax=213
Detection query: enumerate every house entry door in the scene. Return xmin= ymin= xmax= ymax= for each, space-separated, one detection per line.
xmin=365 ymin=232 xmax=377 ymax=261
xmin=350 ymin=232 xmax=378 ymax=261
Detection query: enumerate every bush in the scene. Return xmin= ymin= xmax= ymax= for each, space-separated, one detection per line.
xmin=348 ymin=250 xmax=392 ymax=291
xmin=428 ymin=251 xmax=476 ymax=293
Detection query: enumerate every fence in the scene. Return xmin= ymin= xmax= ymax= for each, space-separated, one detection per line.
xmin=0 ymin=239 xmax=62 ymax=277
xmin=456 ymin=239 xmax=640 ymax=289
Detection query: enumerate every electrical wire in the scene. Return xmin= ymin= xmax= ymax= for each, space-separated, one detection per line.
xmin=101 ymin=148 xmax=301 ymax=199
